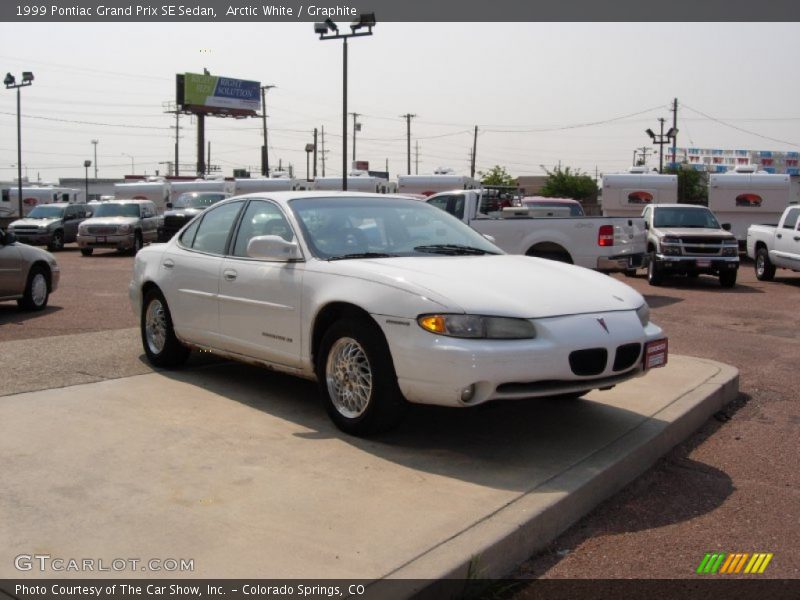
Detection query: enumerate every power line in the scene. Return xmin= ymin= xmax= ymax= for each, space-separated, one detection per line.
xmin=681 ymin=103 xmax=799 ymax=148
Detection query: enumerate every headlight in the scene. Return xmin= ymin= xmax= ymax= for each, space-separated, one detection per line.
xmin=117 ymin=224 xmax=132 ymax=234
xmin=78 ymin=225 xmax=88 ymax=234
xmin=636 ymin=303 xmax=650 ymax=327
xmin=417 ymin=314 xmax=536 ymax=339
xmin=39 ymin=225 xmax=48 ymax=231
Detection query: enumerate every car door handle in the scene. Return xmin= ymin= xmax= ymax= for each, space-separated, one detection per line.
xmin=777 ymin=233 xmax=782 ymax=239
xmin=794 ymin=236 xmax=800 ymax=241
xmin=162 ymin=259 xmax=175 ymax=269
xmin=223 ymin=269 xmax=237 ymax=281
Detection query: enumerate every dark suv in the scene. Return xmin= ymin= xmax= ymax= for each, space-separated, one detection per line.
xmin=7 ymin=203 xmax=91 ymax=251
xmin=157 ymin=192 xmax=230 ymax=242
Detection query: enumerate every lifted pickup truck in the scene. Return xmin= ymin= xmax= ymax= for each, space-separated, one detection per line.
xmin=746 ymin=205 xmax=800 ymax=280
xmin=426 ymin=190 xmax=646 ymax=272
xmin=642 ymin=204 xmax=739 ymax=287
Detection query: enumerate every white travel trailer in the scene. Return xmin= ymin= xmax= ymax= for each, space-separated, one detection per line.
xmin=397 ymin=168 xmax=479 ymax=197
xmin=233 ymin=177 xmax=314 ymax=195
xmin=0 ymin=185 xmax=83 ymax=218
xmin=168 ymin=179 xmax=236 ymax=204
xmin=601 ymin=168 xmax=678 ymax=217
xmin=113 ymin=179 xmax=170 ymax=213
xmin=708 ymin=166 xmax=800 ymax=242
xmin=313 ymin=171 xmax=389 ymax=193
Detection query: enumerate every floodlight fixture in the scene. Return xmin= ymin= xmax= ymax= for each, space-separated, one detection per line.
xmin=4 ymin=73 xmax=15 ymax=87
xmin=351 ymin=12 xmax=376 ymax=31
xmin=21 ymin=72 xmax=34 ymax=83
xmin=645 ymin=128 xmax=655 ymax=139
xmin=314 ymin=22 xmax=328 ymax=35
xmin=324 ymin=18 xmax=338 ymax=33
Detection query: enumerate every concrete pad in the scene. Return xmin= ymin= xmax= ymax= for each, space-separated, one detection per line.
xmin=0 ymin=355 xmax=737 ymax=586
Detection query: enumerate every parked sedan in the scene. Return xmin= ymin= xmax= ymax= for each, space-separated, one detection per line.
xmin=130 ymin=193 xmax=667 ymax=436
xmin=0 ymin=228 xmax=60 ymax=310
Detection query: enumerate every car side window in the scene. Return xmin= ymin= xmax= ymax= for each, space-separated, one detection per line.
xmin=189 ymin=201 xmax=244 ymax=255
xmin=232 ymin=200 xmax=294 ymax=258
xmin=781 ymin=208 xmax=799 ymax=230
xmin=179 ymin=218 xmax=201 ymax=248
xmin=64 ymin=206 xmax=76 ymax=219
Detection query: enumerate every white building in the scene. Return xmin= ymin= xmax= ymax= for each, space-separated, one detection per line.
xmin=664 ymin=148 xmax=800 ymax=175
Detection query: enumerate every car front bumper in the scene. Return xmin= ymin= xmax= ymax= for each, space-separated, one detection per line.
xmin=11 ymin=232 xmax=52 ymax=245
xmin=78 ymin=232 xmax=135 ymax=251
xmin=597 ymin=252 xmax=646 ymax=272
xmin=654 ymin=254 xmax=739 ymax=273
xmin=379 ymin=309 xmax=666 ymax=408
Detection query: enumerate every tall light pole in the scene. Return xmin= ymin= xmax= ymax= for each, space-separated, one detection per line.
xmin=305 ymin=143 xmax=315 ymax=181
xmin=315 ymin=13 xmax=375 ymax=191
xmin=122 ymin=153 xmax=135 ymax=174
xmin=646 ymin=118 xmax=677 ymax=174
xmin=91 ymin=139 xmax=99 ymax=179
xmin=350 ymin=112 xmax=361 ymax=162
xmin=4 ymin=71 xmax=34 ymax=219
xmin=260 ymin=84 xmax=276 ymax=176
xmin=83 ymin=160 xmax=91 ymax=202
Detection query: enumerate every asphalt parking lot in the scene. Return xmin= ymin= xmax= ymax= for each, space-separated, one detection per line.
xmin=1 ymin=245 xmax=798 ymax=583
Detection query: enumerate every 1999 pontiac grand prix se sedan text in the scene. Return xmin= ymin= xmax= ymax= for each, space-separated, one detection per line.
xmin=130 ymin=193 xmax=667 ymax=435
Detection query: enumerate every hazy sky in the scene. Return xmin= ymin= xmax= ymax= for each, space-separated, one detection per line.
xmin=2 ymin=22 xmax=799 ymax=182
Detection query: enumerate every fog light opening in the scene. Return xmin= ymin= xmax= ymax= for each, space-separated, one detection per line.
xmin=460 ymin=384 xmax=477 ymax=403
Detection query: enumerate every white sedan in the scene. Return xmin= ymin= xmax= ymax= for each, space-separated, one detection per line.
xmin=130 ymin=192 xmax=667 ymax=436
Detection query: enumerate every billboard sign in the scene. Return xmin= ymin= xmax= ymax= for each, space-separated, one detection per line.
xmin=178 ymin=73 xmax=261 ymax=116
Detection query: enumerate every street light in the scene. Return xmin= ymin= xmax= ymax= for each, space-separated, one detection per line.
xmin=4 ymin=71 xmax=34 ymax=219
xmin=305 ymin=143 xmax=315 ymax=181
xmin=122 ymin=153 xmax=135 ymax=174
xmin=646 ymin=118 xmax=678 ymax=173
xmin=91 ymin=139 xmax=99 ymax=179
xmin=314 ymin=12 xmax=375 ymax=191
xmin=83 ymin=160 xmax=92 ymax=201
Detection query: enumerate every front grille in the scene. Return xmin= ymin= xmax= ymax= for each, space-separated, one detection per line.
xmin=569 ymin=348 xmax=608 ymax=376
xmin=678 ymin=237 xmax=723 ymax=245
xmin=88 ymin=226 xmax=117 ymax=235
xmin=613 ymin=343 xmax=642 ymax=372
xmin=683 ymin=245 xmax=721 ymax=255
xmin=12 ymin=227 xmax=41 ymax=233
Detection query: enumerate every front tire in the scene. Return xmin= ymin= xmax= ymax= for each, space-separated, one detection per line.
xmin=80 ymin=248 xmax=94 ymax=256
xmin=141 ymin=288 xmax=190 ymax=368
xmin=129 ymin=232 xmax=143 ymax=256
xmin=316 ymin=318 xmax=407 ymax=436
xmin=18 ymin=266 xmax=49 ymax=311
xmin=755 ymin=247 xmax=776 ymax=281
xmin=647 ymin=253 xmax=663 ymax=286
xmin=719 ymin=270 xmax=737 ymax=288
xmin=47 ymin=230 xmax=64 ymax=251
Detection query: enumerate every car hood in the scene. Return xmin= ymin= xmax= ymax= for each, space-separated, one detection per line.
xmin=164 ymin=208 xmax=202 ymax=218
xmin=655 ymin=227 xmax=735 ymax=240
xmin=9 ymin=218 xmax=60 ymax=228
xmin=321 ymin=255 xmax=644 ymax=318
xmin=81 ymin=216 xmax=139 ymax=226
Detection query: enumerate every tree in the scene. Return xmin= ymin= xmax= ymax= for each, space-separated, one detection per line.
xmin=539 ymin=166 xmax=598 ymax=200
xmin=478 ymin=165 xmax=516 ymax=187
xmin=664 ymin=165 xmax=708 ymax=205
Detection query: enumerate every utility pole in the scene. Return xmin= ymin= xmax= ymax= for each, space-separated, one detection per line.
xmin=163 ymin=101 xmax=181 ymax=176
xmin=414 ymin=140 xmax=419 ymax=175
xmin=670 ymin=97 xmax=679 ymax=167
xmin=401 ymin=113 xmax=416 ymax=175
xmin=633 ymin=146 xmax=653 ymax=166
xmin=321 ymin=126 xmax=326 ymax=176
xmin=260 ymin=85 xmax=276 ymax=177
xmin=350 ymin=112 xmax=361 ymax=162
xmin=470 ymin=126 xmax=478 ymax=179
xmin=313 ymin=128 xmax=318 ymax=178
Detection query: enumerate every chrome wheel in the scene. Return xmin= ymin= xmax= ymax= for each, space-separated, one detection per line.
xmin=144 ymin=298 xmax=167 ymax=355
xmin=30 ymin=273 xmax=47 ymax=307
xmin=756 ymin=254 xmax=765 ymax=277
xmin=325 ymin=337 xmax=373 ymax=419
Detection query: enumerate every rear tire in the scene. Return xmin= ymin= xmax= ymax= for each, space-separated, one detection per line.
xmin=80 ymin=248 xmax=94 ymax=256
xmin=316 ymin=317 xmax=407 ymax=436
xmin=18 ymin=266 xmax=49 ymax=311
xmin=647 ymin=253 xmax=663 ymax=286
xmin=141 ymin=288 xmax=190 ymax=368
xmin=755 ymin=247 xmax=776 ymax=281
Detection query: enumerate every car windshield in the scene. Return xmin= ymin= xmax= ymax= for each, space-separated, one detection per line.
xmin=92 ymin=203 xmax=141 ymax=218
xmin=26 ymin=205 xmax=66 ymax=219
xmin=174 ymin=192 xmax=227 ymax=209
xmin=290 ymin=196 xmax=502 ymax=260
xmin=653 ymin=207 xmax=720 ymax=229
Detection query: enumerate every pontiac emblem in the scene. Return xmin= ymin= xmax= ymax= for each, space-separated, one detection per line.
xmin=597 ymin=318 xmax=609 ymax=334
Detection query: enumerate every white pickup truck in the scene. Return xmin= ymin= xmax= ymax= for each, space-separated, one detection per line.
xmin=425 ymin=189 xmax=647 ymax=272
xmin=746 ymin=205 xmax=800 ymax=280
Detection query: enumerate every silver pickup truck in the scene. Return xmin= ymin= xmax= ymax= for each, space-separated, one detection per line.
xmin=746 ymin=205 xmax=800 ymax=280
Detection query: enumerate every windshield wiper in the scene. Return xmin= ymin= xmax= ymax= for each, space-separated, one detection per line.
xmin=327 ymin=252 xmax=395 ymax=261
xmin=413 ymin=244 xmax=497 ymax=255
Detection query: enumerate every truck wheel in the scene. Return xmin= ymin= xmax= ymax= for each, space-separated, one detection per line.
xmin=647 ymin=253 xmax=663 ymax=286
xmin=130 ymin=232 xmax=143 ymax=255
xmin=47 ymin=230 xmax=64 ymax=251
xmin=719 ymin=271 xmax=737 ymax=288
xmin=141 ymin=288 xmax=190 ymax=368
xmin=80 ymin=248 xmax=94 ymax=256
xmin=18 ymin=266 xmax=49 ymax=311
xmin=316 ymin=317 xmax=407 ymax=436
xmin=755 ymin=247 xmax=776 ymax=281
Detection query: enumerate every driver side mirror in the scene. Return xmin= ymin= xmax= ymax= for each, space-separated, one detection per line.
xmin=247 ymin=235 xmax=302 ymax=261
xmin=721 ymin=223 xmax=731 ymax=231
xmin=2 ymin=231 xmax=16 ymax=245
xmin=166 ymin=203 xmax=173 ymax=209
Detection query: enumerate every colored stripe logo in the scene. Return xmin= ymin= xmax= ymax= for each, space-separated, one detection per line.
xmin=696 ymin=552 xmax=773 ymax=574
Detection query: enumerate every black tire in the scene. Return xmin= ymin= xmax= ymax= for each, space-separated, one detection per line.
xmin=130 ymin=232 xmax=143 ymax=256
xmin=647 ymin=253 xmax=663 ymax=286
xmin=47 ymin=230 xmax=64 ymax=251
xmin=755 ymin=247 xmax=776 ymax=281
xmin=526 ymin=250 xmax=573 ymax=264
xmin=316 ymin=317 xmax=407 ymax=436
xmin=686 ymin=271 xmax=699 ymax=279
xmin=719 ymin=270 xmax=737 ymax=288
xmin=140 ymin=288 xmax=190 ymax=368
xmin=550 ymin=391 xmax=586 ymax=401
xmin=18 ymin=266 xmax=49 ymax=311
xmin=80 ymin=248 xmax=94 ymax=256
xmin=622 ymin=269 xmax=638 ymax=278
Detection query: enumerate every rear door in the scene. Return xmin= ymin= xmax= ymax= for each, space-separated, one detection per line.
xmin=774 ymin=207 xmax=800 ymax=268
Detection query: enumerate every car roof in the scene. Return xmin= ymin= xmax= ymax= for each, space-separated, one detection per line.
xmin=102 ymin=199 xmax=155 ymax=204
xmin=216 ymin=190 xmax=420 ymax=208
xmin=522 ymin=197 xmax=580 ymax=204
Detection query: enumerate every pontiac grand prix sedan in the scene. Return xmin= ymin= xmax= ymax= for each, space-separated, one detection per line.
xmin=130 ymin=192 xmax=667 ymax=436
